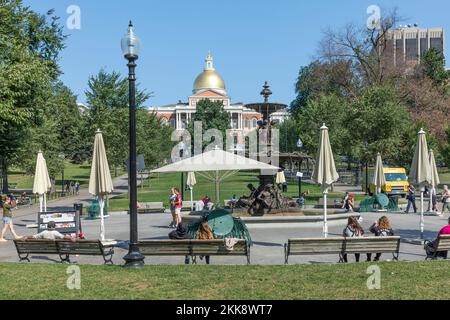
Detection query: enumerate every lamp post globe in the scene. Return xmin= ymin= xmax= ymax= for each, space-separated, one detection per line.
xmin=122 ymin=21 xmax=145 ymax=268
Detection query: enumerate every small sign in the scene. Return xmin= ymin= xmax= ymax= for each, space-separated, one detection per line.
xmin=38 ymin=210 xmax=79 ymax=237
xmin=296 ymin=138 xmax=303 ymax=148
xmin=296 ymin=172 xmax=303 ymax=178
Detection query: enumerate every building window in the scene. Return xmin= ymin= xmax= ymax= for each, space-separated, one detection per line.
xmin=244 ymin=119 xmax=249 ymax=129
xmin=252 ymin=118 xmax=257 ymax=128
xmin=170 ymin=118 xmax=176 ymax=128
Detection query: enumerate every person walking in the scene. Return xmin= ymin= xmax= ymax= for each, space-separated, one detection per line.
xmin=195 ymin=221 xmax=214 ymax=264
xmin=173 ymin=188 xmax=183 ymax=227
xmin=368 ymin=216 xmax=394 ymax=261
xmin=440 ymin=185 xmax=450 ymax=216
xmin=342 ymin=216 xmax=368 ymax=263
xmin=74 ymin=181 xmax=80 ymax=195
xmin=0 ymin=195 xmax=22 ymax=242
xmin=168 ymin=188 xmax=177 ymax=228
xmin=405 ymin=184 xmax=417 ymax=214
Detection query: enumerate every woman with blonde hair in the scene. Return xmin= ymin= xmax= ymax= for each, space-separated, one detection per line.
xmin=369 ymin=216 xmax=394 ymax=261
xmin=195 ymin=221 xmax=214 ymax=264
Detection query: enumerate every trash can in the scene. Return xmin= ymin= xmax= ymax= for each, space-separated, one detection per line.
xmin=74 ymin=203 xmax=83 ymax=216
xmin=87 ymin=199 xmax=109 ymax=219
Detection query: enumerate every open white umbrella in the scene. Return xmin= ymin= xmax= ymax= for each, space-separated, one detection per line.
xmin=428 ymin=150 xmax=440 ymax=213
xmin=373 ymin=153 xmax=386 ymax=195
xmin=186 ymin=172 xmax=197 ymax=211
xmin=409 ymin=128 xmax=432 ymax=238
xmin=312 ymin=124 xmax=339 ymax=237
xmin=152 ymin=146 xmax=279 ymax=204
xmin=32 ymin=151 xmax=52 ymax=212
xmin=88 ymin=130 xmax=114 ymax=241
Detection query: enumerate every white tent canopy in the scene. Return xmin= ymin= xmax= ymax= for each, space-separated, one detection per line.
xmin=152 ymin=148 xmax=279 ymax=204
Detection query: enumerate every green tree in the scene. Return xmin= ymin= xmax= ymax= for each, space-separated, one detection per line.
xmin=345 ymin=86 xmax=412 ymax=165
xmin=0 ymin=0 xmax=65 ymax=192
xmin=187 ymin=98 xmax=231 ymax=150
xmin=421 ymin=48 xmax=449 ymax=87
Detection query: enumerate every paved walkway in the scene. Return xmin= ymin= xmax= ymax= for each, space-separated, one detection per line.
xmin=1 ymin=207 xmax=448 ymax=265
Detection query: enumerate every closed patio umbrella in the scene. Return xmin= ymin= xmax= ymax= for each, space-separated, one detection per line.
xmin=275 ymin=171 xmax=286 ymax=185
xmin=373 ymin=153 xmax=386 ymax=195
xmin=428 ymin=150 xmax=440 ymax=213
xmin=409 ymin=128 xmax=432 ymax=238
xmin=186 ymin=171 xmax=197 ymax=211
xmin=312 ymin=124 xmax=339 ymax=237
xmin=32 ymin=151 xmax=51 ymax=212
xmin=88 ymin=129 xmax=114 ymax=241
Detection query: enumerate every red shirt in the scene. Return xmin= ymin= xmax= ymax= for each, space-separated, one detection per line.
xmin=438 ymin=225 xmax=450 ymax=236
xmin=175 ymin=194 xmax=182 ymax=209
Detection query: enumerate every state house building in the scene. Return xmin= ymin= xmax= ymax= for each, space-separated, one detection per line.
xmin=151 ymin=53 xmax=288 ymax=132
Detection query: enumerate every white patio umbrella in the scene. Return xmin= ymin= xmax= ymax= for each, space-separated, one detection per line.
xmin=186 ymin=171 xmax=197 ymax=211
xmin=428 ymin=150 xmax=440 ymax=213
xmin=373 ymin=153 xmax=386 ymax=195
xmin=88 ymin=130 xmax=114 ymax=241
xmin=409 ymin=128 xmax=432 ymax=238
xmin=152 ymin=146 xmax=279 ymax=204
xmin=312 ymin=124 xmax=339 ymax=238
xmin=32 ymin=151 xmax=52 ymax=212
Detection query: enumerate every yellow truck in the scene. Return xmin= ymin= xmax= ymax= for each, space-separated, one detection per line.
xmin=363 ymin=167 xmax=409 ymax=197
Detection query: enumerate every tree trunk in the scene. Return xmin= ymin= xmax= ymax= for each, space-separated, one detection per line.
xmin=1 ymin=158 xmax=8 ymax=194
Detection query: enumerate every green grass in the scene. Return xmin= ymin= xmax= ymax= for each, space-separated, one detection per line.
xmin=1 ymin=261 xmax=450 ymax=299
xmin=8 ymin=162 xmax=124 ymax=190
xmin=108 ymin=172 xmax=349 ymax=211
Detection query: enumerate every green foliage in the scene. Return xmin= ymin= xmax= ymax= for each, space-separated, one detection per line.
xmin=187 ymin=99 xmax=231 ymax=149
xmin=442 ymin=126 xmax=450 ymax=167
xmin=345 ymin=86 xmax=412 ymax=164
xmin=291 ymin=94 xmax=351 ymax=158
xmin=421 ymin=48 xmax=449 ymax=87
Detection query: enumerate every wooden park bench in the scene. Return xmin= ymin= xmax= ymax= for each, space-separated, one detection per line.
xmin=57 ymin=240 xmax=115 ymax=265
xmin=138 ymin=202 xmax=165 ymax=214
xmin=13 ymin=239 xmax=115 ymax=264
xmin=137 ymin=239 xmax=251 ymax=265
xmin=181 ymin=201 xmax=197 ymax=211
xmin=13 ymin=239 xmax=60 ymax=263
xmin=317 ymin=198 xmax=343 ymax=208
xmin=284 ymin=236 xmax=401 ymax=264
xmin=424 ymin=234 xmax=450 ymax=260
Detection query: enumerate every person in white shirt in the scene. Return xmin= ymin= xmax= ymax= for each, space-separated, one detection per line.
xmin=441 ymin=185 xmax=450 ymax=216
xmin=27 ymin=221 xmax=72 ymax=240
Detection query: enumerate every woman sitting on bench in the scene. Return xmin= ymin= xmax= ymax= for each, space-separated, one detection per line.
xmin=424 ymin=217 xmax=450 ymax=259
xmin=195 ymin=221 xmax=214 ymax=264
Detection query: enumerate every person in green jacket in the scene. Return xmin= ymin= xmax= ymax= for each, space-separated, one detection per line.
xmin=0 ymin=195 xmax=22 ymax=242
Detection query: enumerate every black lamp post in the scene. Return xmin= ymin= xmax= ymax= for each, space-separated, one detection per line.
xmin=122 ymin=21 xmax=145 ymax=268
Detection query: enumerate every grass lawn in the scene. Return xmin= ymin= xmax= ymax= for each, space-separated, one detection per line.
xmin=1 ymin=261 xmax=450 ymax=299
xmin=108 ymin=171 xmax=353 ymax=211
xmin=8 ymin=162 xmax=124 ymax=190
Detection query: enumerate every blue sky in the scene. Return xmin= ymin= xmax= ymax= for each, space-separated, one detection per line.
xmin=24 ymin=0 xmax=450 ymax=107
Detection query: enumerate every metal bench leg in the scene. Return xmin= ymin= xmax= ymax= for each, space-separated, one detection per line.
xmin=338 ymin=253 xmax=345 ymax=263
xmin=60 ymin=254 xmax=70 ymax=263
xmin=103 ymin=249 xmax=114 ymax=265
xmin=247 ymin=246 xmax=251 ymax=265
xmin=192 ymin=256 xmax=197 ymax=265
xmin=19 ymin=253 xmax=30 ymax=262
xmin=284 ymin=244 xmax=288 ymax=265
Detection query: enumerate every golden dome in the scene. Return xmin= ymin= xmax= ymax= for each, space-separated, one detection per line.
xmin=193 ymin=53 xmax=226 ymax=93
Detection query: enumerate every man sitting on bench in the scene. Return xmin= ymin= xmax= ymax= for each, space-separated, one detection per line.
xmin=425 ymin=217 xmax=450 ymax=259
xmin=25 ymin=221 xmax=72 ymax=241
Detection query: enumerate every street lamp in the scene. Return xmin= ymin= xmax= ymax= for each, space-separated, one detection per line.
xmin=296 ymin=136 xmax=303 ymax=199
xmin=122 ymin=21 xmax=145 ymax=268
xmin=58 ymin=153 xmax=65 ymax=195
